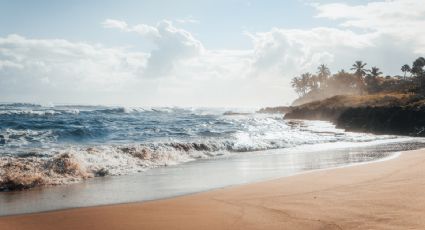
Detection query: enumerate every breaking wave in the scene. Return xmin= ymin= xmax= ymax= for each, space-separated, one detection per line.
xmin=0 ymin=104 xmax=419 ymax=191
xmin=0 ymin=141 xmax=244 ymax=191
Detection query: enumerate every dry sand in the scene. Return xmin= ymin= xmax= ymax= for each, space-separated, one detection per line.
xmin=1 ymin=149 xmax=425 ymax=230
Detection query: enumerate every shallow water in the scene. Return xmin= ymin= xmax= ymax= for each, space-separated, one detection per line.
xmin=1 ymin=139 xmax=425 ymax=216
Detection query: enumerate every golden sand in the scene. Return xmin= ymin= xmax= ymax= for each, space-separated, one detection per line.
xmin=2 ymin=149 xmax=425 ymax=230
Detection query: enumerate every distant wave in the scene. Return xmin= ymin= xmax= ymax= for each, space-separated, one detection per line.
xmin=0 ymin=107 xmax=169 ymax=116
xmin=0 ymin=103 xmax=42 ymax=107
xmin=0 ymin=110 xmax=61 ymax=116
xmin=96 ymin=107 xmax=147 ymax=114
xmin=95 ymin=107 xmax=184 ymax=114
xmin=0 ymin=109 xmax=80 ymax=116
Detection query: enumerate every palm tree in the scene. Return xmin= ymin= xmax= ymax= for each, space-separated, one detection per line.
xmin=350 ymin=61 xmax=368 ymax=93
xmin=350 ymin=61 xmax=368 ymax=78
xmin=291 ymin=77 xmax=303 ymax=96
xmin=412 ymin=57 xmax=425 ymax=77
xmin=291 ymin=73 xmax=313 ymax=96
xmin=401 ymin=64 xmax=411 ymax=78
xmin=365 ymin=67 xmax=382 ymax=93
xmin=411 ymin=57 xmax=425 ymax=90
xmin=317 ymin=64 xmax=331 ymax=88
xmin=301 ymin=72 xmax=313 ymax=93
xmin=367 ymin=67 xmax=383 ymax=78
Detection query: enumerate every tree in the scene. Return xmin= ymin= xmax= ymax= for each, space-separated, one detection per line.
xmin=365 ymin=67 xmax=383 ymax=93
xmin=301 ymin=72 xmax=314 ymax=92
xmin=291 ymin=72 xmax=318 ymax=96
xmin=327 ymin=71 xmax=359 ymax=95
xmin=291 ymin=77 xmax=304 ymax=96
xmin=290 ymin=58 xmax=425 ymax=100
xmin=411 ymin=57 xmax=425 ymax=92
xmin=411 ymin=57 xmax=425 ymax=77
xmin=291 ymin=73 xmax=312 ymax=96
xmin=350 ymin=61 xmax=368 ymax=93
xmin=401 ymin=64 xmax=411 ymax=78
xmin=367 ymin=67 xmax=383 ymax=78
xmin=317 ymin=64 xmax=331 ymax=87
xmin=350 ymin=61 xmax=368 ymax=78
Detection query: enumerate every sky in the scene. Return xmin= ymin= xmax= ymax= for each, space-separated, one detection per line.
xmin=0 ymin=0 xmax=424 ymax=107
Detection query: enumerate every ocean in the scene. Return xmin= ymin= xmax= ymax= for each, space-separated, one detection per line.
xmin=1 ymin=102 xmax=424 ymax=189
xmin=1 ymin=103 xmax=425 ymax=214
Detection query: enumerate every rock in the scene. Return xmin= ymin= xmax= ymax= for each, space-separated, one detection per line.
xmin=256 ymin=106 xmax=291 ymax=114
xmin=284 ymin=94 xmax=425 ymax=137
xmin=223 ymin=111 xmax=251 ymax=115
xmin=94 ymin=168 xmax=109 ymax=177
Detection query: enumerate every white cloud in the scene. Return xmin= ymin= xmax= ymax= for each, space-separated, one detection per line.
xmin=246 ymin=27 xmax=377 ymax=77
xmin=314 ymin=0 xmax=425 ymax=53
xmin=2 ymin=1 xmax=425 ymax=107
xmin=0 ymin=32 xmax=265 ymax=106
xmin=102 ymin=19 xmax=128 ymax=30
xmin=245 ymin=0 xmax=425 ymax=80
xmin=102 ymin=19 xmax=159 ymax=38
xmin=103 ymin=19 xmax=203 ymax=77
xmin=0 ymin=34 xmax=149 ymax=104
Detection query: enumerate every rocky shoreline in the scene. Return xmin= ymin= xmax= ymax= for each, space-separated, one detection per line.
xmin=276 ymin=94 xmax=425 ymax=137
xmin=336 ymin=106 xmax=425 ymax=136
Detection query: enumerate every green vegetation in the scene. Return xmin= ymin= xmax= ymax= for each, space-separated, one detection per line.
xmin=291 ymin=57 xmax=425 ymax=105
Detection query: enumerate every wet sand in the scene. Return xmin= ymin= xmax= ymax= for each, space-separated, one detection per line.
xmin=1 ymin=148 xmax=425 ymax=229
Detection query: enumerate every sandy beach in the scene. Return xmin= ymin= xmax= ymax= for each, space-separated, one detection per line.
xmin=1 ymin=148 xmax=425 ymax=230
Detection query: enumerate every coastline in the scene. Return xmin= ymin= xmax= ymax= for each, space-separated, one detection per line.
xmin=1 ymin=139 xmax=418 ymax=216
xmin=2 ymin=148 xmax=425 ymax=229
xmin=283 ymin=94 xmax=425 ymax=137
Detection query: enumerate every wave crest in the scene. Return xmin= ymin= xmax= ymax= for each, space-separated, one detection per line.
xmin=0 ymin=141 xmax=231 ymax=191
xmin=0 ymin=153 xmax=91 ymax=191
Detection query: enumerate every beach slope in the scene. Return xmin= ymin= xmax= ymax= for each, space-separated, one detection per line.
xmin=1 ymin=149 xmax=425 ymax=230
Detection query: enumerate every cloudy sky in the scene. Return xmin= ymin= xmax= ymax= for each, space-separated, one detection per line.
xmin=0 ymin=0 xmax=424 ymax=107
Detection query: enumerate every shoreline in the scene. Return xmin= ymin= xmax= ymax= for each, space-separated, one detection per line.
xmin=283 ymin=94 xmax=425 ymax=137
xmin=0 ymin=139 xmax=416 ymax=216
xmin=2 ymin=148 xmax=425 ymax=229
xmin=0 ymin=147 xmax=403 ymax=218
